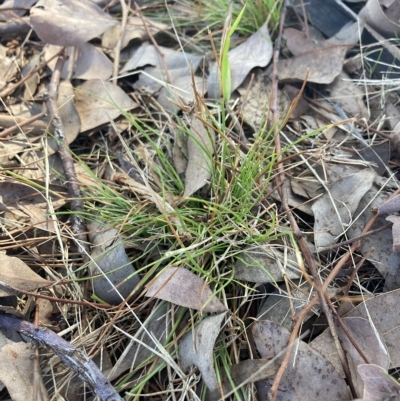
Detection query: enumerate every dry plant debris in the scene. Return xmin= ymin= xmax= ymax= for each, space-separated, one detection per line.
xmin=1 ymin=0 xmax=400 ymax=400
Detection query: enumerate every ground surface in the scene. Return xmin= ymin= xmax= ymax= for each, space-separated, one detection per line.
xmin=1 ymin=0 xmax=400 ymax=400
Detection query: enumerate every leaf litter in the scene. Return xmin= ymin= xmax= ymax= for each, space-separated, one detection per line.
xmin=2 ymin=0 xmax=400 ymax=400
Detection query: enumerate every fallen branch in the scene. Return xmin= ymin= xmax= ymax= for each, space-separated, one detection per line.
xmin=0 ymin=314 xmax=123 ymax=401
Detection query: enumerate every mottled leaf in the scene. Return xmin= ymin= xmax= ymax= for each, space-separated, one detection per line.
xmin=356 ymin=364 xmax=400 ymax=401
xmin=311 ymin=289 xmax=400 ymax=373
xmin=278 ymin=29 xmax=349 ymax=84
xmin=252 ymin=320 xmax=351 ymax=401
xmin=386 ymin=215 xmax=400 ymax=253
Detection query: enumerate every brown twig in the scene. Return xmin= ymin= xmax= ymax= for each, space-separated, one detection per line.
xmin=0 ymin=49 xmax=64 ymax=99
xmin=318 ymin=223 xmax=392 ymax=252
xmin=19 ymin=289 xmax=113 ymax=310
xmin=113 ymin=0 xmax=129 ymax=81
xmin=0 ymin=111 xmax=47 ymax=138
xmin=45 ymin=49 xmax=90 ymax=261
xmin=134 ymin=2 xmax=172 ymax=84
xmin=343 ymin=248 xmax=375 ymax=297
xmin=268 ymin=2 xmax=355 ymax=398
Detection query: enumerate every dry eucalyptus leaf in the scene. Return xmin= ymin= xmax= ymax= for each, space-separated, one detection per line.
xmin=234 ymin=244 xmax=300 ymax=284
xmin=0 ymin=179 xmax=66 ymax=229
xmin=102 ymin=16 xmax=166 ymax=51
xmin=386 ymin=215 xmax=400 ymax=253
xmin=123 ymin=44 xmax=182 ymax=71
xmin=46 ymin=80 xmax=81 ymax=155
xmin=328 ymin=21 xmax=360 ymax=45
xmin=208 ymin=357 xmax=280 ymax=401
xmin=125 ymin=44 xmax=202 ymax=93
xmin=184 ymin=114 xmax=214 ymax=197
xmin=283 ymin=28 xmax=326 ymax=56
xmin=278 ymin=30 xmax=348 ymax=84
xmin=237 ymin=69 xmax=289 ymax=132
xmin=21 ymin=53 xmax=40 ymax=100
xmin=74 ymin=79 xmax=138 ymax=132
xmin=0 ymin=251 xmax=53 ymax=296
xmin=355 ymin=364 xmax=400 ymax=401
xmin=45 ymin=43 xmax=113 ymax=80
xmin=145 ymin=267 xmax=226 ymax=312
xmin=256 ymin=283 xmax=318 ymax=332
xmin=158 ymin=75 xmax=206 ymax=113
xmin=0 ymin=140 xmax=26 ymax=165
xmin=360 ymin=0 xmax=400 ymax=38
xmin=327 ymin=72 xmax=369 ymax=120
xmin=337 ymin=317 xmax=389 ymax=397
xmin=347 ymin=182 xmax=400 ymax=291
xmin=207 ymin=22 xmax=273 ymax=98
xmin=386 ymin=103 xmax=400 ymax=130
xmin=252 ymin=320 xmax=291 ymax=358
xmin=353 ymin=141 xmax=391 ymax=176
xmin=37 ymin=298 xmax=56 ymax=328
xmin=108 ymin=303 xmax=174 ymax=380
xmin=310 ymin=317 xmax=389 ymax=396
xmin=269 ymin=182 xmax=314 ymax=215
xmin=109 ymin=303 xmax=189 ymax=381
xmin=0 ymin=44 xmax=18 ymax=90
xmin=178 ymin=312 xmax=226 ymax=392
xmin=252 ymin=320 xmax=351 ymax=401
xmin=312 ymin=169 xmax=376 ymax=249
xmin=0 ymin=331 xmax=48 ymax=401
xmin=88 ymin=221 xmax=141 ymax=305
xmin=378 ymin=194 xmax=400 ymax=215
xmin=30 ymin=0 xmax=117 ymax=46
xmin=312 ymin=289 xmax=400 ymax=371
xmin=0 ymin=0 xmax=37 ymax=21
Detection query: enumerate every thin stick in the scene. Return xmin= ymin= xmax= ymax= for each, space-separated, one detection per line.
xmin=0 ymin=111 xmax=47 ymax=138
xmin=268 ymin=2 xmax=355 ymax=398
xmin=0 ymin=49 xmax=64 ymax=98
xmin=319 ymin=223 xmax=392 ymax=251
xmin=134 ymin=2 xmax=172 ymax=84
xmin=44 ymin=49 xmax=90 ymax=261
xmin=19 ymin=289 xmax=113 ymax=310
xmin=113 ymin=0 xmax=129 ymax=81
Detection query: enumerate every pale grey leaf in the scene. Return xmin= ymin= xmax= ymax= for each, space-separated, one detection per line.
xmin=88 ymin=221 xmax=141 ymax=305
xmin=184 ymin=115 xmax=214 ymax=197
xmin=178 ymin=313 xmax=226 ymax=392
xmin=30 ymin=0 xmax=117 ymax=46
xmin=207 ymin=22 xmax=272 ymax=98
xmin=312 ymin=169 xmax=375 ymax=249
